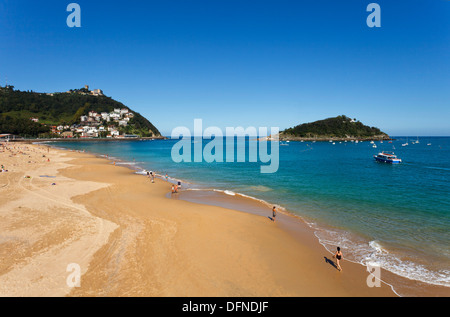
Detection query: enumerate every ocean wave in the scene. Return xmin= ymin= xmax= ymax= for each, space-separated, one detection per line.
xmin=184 ymin=187 xmax=286 ymax=212
xmin=311 ymin=224 xmax=450 ymax=290
xmin=177 ymin=185 xmax=450 ymax=289
xmin=114 ymin=161 xmax=139 ymax=166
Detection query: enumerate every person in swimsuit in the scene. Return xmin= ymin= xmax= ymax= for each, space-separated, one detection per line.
xmin=334 ymin=247 xmax=343 ymax=271
xmin=272 ymin=206 xmax=277 ymax=222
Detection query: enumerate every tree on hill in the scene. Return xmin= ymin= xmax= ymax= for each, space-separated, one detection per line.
xmin=282 ymin=115 xmax=388 ymax=139
xmin=0 ymin=87 xmax=161 ymax=137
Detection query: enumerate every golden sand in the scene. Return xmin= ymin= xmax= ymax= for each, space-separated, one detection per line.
xmin=0 ymin=143 xmax=398 ymax=297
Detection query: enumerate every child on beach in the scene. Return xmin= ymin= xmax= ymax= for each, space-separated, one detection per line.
xmin=272 ymin=206 xmax=277 ymax=222
xmin=333 ymin=247 xmax=343 ymax=272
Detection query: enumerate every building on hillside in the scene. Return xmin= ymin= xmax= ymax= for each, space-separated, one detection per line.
xmin=0 ymin=134 xmax=23 ymax=141
xmin=82 ymin=132 xmax=98 ymax=138
xmin=91 ymin=89 xmax=104 ymax=96
xmin=61 ymin=131 xmax=74 ymax=138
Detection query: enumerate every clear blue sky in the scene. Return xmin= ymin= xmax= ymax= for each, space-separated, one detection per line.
xmin=1 ymin=0 xmax=449 ymax=136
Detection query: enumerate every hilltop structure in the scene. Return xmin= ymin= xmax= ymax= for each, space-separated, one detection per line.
xmin=0 ymin=85 xmax=161 ymax=138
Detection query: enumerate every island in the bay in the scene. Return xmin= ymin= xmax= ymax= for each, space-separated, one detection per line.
xmin=280 ymin=115 xmax=391 ymax=141
xmin=0 ymin=85 xmax=161 ymax=139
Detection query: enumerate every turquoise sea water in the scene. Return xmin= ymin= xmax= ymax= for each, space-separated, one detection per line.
xmin=51 ymin=137 xmax=450 ymax=290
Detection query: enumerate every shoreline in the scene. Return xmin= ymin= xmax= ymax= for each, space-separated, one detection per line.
xmin=7 ymin=136 xmax=168 ymax=143
xmin=57 ymin=148 xmax=396 ymax=297
xmin=54 ymin=143 xmax=449 ymax=297
xmin=170 ymin=187 xmax=450 ymax=297
xmin=278 ymin=134 xmax=393 ymax=142
xmin=0 ymin=142 xmax=446 ymax=296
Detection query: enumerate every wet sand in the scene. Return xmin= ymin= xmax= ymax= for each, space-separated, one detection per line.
xmin=0 ymin=143 xmax=401 ymax=296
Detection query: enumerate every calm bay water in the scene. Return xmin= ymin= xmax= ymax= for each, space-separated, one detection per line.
xmin=51 ymin=137 xmax=450 ymax=289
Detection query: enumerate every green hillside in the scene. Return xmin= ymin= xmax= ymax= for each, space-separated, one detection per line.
xmin=0 ymin=86 xmax=161 ymax=137
xmin=282 ymin=115 xmax=390 ymax=140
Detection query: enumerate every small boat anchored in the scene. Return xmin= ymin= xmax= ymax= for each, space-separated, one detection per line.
xmin=374 ymin=151 xmax=402 ymax=164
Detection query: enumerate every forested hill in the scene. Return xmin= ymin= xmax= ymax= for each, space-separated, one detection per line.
xmin=0 ymin=86 xmax=161 ymax=137
xmin=281 ymin=115 xmax=390 ymax=140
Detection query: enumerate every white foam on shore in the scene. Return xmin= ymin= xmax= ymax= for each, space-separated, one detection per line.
xmin=178 ymin=185 xmax=450 ymax=293
xmin=184 ymin=187 xmax=286 ymax=213
xmin=114 ymin=161 xmax=140 ymax=166
xmin=48 ymin=143 xmax=450 ymax=294
xmin=309 ymin=222 xmax=450 ymax=292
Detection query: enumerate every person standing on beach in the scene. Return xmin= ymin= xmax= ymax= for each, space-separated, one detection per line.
xmin=333 ymin=247 xmax=343 ymax=272
xmin=272 ymin=206 xmax=277 ymax=222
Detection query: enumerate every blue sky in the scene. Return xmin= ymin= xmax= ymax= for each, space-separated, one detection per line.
xmin=0 ymin=0 xmax=449 ymax=136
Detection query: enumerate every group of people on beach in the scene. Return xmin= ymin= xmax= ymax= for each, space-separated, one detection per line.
xmin=145 ymin=170 xmax=181 ymax=195
xmin=106 ymin=152 xmax=347 ymax=273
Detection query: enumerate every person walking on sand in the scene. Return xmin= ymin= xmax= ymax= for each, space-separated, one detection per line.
xmin=272 ymin=206 xmax=277 ymax=222
xmin=333 ymin=247 xmax=343 ymax=271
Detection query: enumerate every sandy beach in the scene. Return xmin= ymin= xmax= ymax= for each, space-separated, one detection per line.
xmin=0 ymin=142 xmax=415 ymax=297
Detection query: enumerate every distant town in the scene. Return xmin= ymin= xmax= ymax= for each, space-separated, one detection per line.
xmin=22 ymin=85 xmax=137 ymax=139
xmin=30 ymin=106 xmax=135 ymax=139
xmin=0 ymin=84 xmax=162 ymax=140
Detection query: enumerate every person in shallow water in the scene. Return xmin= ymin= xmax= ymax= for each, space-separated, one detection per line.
xmin=333 ymin=247 xmax=343 ymax=272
